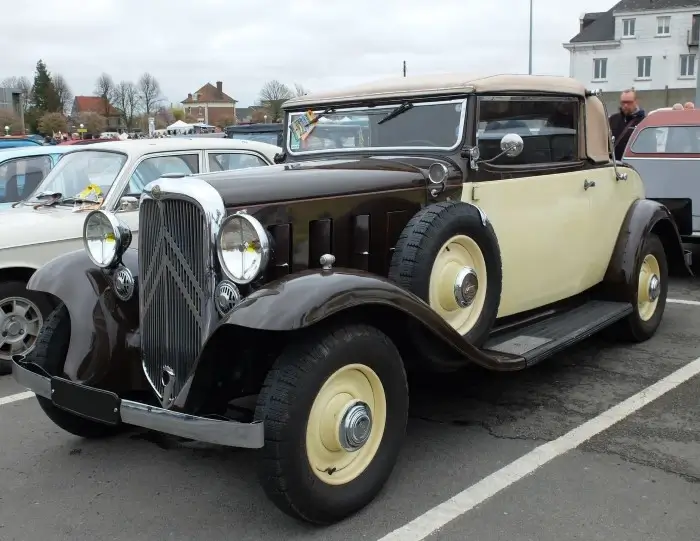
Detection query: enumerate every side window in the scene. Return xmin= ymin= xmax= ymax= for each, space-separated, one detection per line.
xmin=127 ymin=154 xmax=199 ymax=196
xmin=208 ymin=152 xmax=268 ymax=172
xmin=0 ymin=155 xmax=52 ymax=202
xmin=476 ymin=97 xmax=579 ymax=164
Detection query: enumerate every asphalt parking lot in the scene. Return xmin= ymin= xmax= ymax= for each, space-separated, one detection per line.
xmin=2 ymin=278 xmax=700 ymax=541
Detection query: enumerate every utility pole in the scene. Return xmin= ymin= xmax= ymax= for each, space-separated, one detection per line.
xmin=403 ymin=61 xmax=406 ymax=77
xmin=528 ymin=0 xmax=533 ymax=74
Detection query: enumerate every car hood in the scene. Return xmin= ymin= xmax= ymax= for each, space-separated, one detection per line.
xmin=0 ymin=204 xmax=89 ymax=250
xmin=200 ymin=157 xmax=430 ymax=207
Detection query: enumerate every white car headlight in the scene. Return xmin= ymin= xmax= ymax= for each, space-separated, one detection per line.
xmin=83 ymin=210 xmax=132 ymax=268
xmin=217 ymin=213 xmax=270 ymax=284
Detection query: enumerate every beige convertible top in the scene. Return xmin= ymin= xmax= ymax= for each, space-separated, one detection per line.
xmin=283 ymin=73 xmax=588 ymax=109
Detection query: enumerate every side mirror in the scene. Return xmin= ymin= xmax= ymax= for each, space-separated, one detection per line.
xmin=117 ymin=195 xmax=139 ymax=212
xmin=500 ymin=133 xmax=524 ymax=157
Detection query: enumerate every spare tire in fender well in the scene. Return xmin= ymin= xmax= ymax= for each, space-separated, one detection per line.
xmin=387 ymin=200 xmax=502 ymax=349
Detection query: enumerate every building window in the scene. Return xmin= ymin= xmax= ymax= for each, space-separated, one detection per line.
xmin=593 ymin=58 xmax=607 ymax=80
xmin=656 ymin=16 xmax=670 ymax=35
xmin=681 ymin=54 xmax=696 ymax=77
xmin=637 ymin=56 xmax=652 ymax=78
xmin=622 ymin=18 xmax=636 ymax=37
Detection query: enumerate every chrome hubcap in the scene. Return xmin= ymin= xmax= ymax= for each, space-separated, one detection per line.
xmin=0 ymin=297 xmax=43 ymax=361
xmin=453 ymin=267 xmax=479 ymax=308
xmin=338 ymin=401 xmax=372 ymax=452
xmin=648 ymin=274 xmax=660 ymax=301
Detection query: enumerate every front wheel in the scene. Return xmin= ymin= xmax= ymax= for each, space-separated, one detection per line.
xmin=254 ymin=323 xmax=408 ymax=525
xmin=26 ymin=303 xmax=121 ymax=439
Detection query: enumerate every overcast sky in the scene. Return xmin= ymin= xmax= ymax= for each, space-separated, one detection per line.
xmin=2 ymin=0 xmax=616 ymax=108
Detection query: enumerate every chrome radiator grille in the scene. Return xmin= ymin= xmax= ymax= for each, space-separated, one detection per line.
xmin=139 ymin=198 xmax=210 ymax=399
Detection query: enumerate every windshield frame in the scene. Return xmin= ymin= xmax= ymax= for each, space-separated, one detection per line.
xmin=23 ymin=148 xmax=129 ymax=207
xmin=284 ymin=97 xmax=468 ymax=157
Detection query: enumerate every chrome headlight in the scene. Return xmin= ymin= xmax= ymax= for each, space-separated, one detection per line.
xmin=217 ymin=213 xmax=270 ymax=284
xmin=83 ymin=210 xmax=132 ymax=268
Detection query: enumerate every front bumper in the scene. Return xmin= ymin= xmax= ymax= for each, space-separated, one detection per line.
xmin=12 ymin=358 xmax=264 ymax=449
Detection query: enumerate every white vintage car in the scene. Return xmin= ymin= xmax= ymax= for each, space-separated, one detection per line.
xmin=0 ymin=137 xmax=281 ymax=372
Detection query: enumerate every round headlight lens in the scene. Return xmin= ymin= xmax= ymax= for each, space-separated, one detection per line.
xmin=218 ymin=213 xmax=270 ymax=284
xmin=83 ymin=210 xmax=131 ymax=268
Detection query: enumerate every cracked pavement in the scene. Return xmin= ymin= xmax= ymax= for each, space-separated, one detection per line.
xmin=1 ymin=278 xmax=700 ymax=541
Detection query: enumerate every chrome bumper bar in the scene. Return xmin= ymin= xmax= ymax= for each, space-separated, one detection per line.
xmin=12 ymin=359 xmax=264 ymax=449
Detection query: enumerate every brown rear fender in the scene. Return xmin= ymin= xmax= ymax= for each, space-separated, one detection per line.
xmin=25 ymin=248 xmax=146 ymax=393
xmin=601 ymin=199 xmax=692 ymax=301
xmin=214 ymin=269 xmax=525 ymax=372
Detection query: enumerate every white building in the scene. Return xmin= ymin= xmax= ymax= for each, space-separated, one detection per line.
xmin=563 ymin=0 xmax=700 ymax=110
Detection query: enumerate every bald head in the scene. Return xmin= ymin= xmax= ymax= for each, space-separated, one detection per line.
xmin=685 ymin=102 xmax=695 ymax=109
xmin=620 ymin=90 xmax=638 ymax=115
xmin=672 ymin=103 xmax=684 ymax=110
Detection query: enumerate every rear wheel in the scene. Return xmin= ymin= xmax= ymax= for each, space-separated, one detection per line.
xmin=254 ymin=323 xmax=408 ymax=524
xmin=27 ymin=304 xmax=120 ymax=439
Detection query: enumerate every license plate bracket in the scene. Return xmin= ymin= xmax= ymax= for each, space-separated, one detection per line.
xmin=51 ymin=377 xmax=121 ymax=426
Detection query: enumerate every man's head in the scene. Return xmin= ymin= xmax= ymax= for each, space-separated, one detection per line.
xmin=620 ymin=89 xmax=638 ymax=115
xmin=672 ymin=103 xmax=684 ymax=110
xmin=685 ymin=101 xmax=695 ymax=109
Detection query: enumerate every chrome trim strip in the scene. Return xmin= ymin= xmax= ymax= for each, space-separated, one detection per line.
xmin=11 ymin=360 xmax=264 ymax=449
xmin=11 ymin=360 xmax=51 ymax=399
xmin=120 ymin=401 xmax=264 ymax=449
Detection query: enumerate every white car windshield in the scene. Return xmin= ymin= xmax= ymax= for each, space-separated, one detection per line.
xmin=26 ymin=150 xmax=127 ymax=205
xmin=286 ymin=99 xmax=466 ymax=155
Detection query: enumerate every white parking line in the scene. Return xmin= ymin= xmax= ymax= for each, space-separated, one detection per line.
xmin=377 ymin=355 xmax=700 ymax=541
xmin=0 ymin=391 xmax=34 ymax=406
xmin=668 ymin=298 xmax=700 ymax=306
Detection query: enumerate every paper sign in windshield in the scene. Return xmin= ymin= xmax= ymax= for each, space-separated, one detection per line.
xmin=290 ymin=110 xmax=318 ymax=148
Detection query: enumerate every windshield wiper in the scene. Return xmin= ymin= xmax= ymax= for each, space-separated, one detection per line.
xmin=378 ymin=102 xmax=413 ymax=125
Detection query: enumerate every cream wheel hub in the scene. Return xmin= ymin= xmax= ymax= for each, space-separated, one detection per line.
xmin=637 ymin=253 xmax=661 ymax=321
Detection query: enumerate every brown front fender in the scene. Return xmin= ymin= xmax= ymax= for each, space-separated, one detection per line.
xmin=602 ymin=199 xmax=693 ymax=301
xmin=26 ymin=249 xmax=146 ymax=393
xmin=214 ymin=269 xmax=525 ymax=371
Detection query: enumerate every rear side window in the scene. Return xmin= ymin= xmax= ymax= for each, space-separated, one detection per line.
xmin=631 ymin=126 xmax=700 ymax=153
xmin=0 ymin=155 xmax=52 ymax=202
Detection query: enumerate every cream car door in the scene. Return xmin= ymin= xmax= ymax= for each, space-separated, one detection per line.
xmin=465 ymin=169 xmax=592 ymax=318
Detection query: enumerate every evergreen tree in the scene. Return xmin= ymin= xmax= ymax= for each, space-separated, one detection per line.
xmin=30 ymin=59 xmax=61 ymax=113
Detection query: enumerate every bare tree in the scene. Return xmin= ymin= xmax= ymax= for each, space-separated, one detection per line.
xmin=258 ymin=80 xmax=294 ymax=122
xmin=52 ymin=74 xmax=73 ymax=114
xmin=75 ymin=112 xmax=107 ymax=136
xmin=94 ymin=73 xmax=115 ymax=117
xmin=293 ymin=83 xmax=310 ymax=97
xmin=0 ymin=109 xmax=21 ymax=133
xmin=1 ymin=76 xmax=32 ymax=112
xmin=37 ymin=112 xmax=68 ymax=135
xmin=138 ymin=72 xmax=162 ymax=117
xmin=113 ymin=81 xmax=141 ymax=130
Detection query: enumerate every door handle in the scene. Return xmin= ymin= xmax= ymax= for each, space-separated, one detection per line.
xmin=584 ymin=179 xmax=596 ymax=190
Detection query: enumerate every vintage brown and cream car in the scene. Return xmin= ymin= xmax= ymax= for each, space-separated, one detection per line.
xmin=11 ymin=74 xmax=692 ymax=524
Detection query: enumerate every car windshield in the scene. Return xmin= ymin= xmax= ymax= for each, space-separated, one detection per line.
xmin=25 ymin=150 xmax=127 ymax=205
xmin=630 ymin=125 xmax=700 ymax=154
xmin=286 ymin=99 xmax=466 ymax=155
xmin=0 ymin=139 xmax=40 ymax=149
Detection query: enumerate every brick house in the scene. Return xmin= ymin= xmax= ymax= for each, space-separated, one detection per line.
xmin=181 ymin=81 xmax=237 ymax=127
xmin=72 ymin=96 xmax=124 ymax=131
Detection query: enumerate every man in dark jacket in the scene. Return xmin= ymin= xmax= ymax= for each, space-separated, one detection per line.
xmin=609 ymin=89 xmax=646 ymax=161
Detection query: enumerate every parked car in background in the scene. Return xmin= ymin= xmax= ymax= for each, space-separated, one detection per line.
xmin=58 ymin=138 xmax=116 ymax=146
xmin=0 ymin=137 xmax=281 ymax=373
xmin=225 ymin=122 xmax=283 ymax=146
xmin=623 ymin=108 xmax=700 ymax=243
xmin=10 ymin=73 xmax=691 ymax=524
xmin=0 ymin=137 xmax=43 ymax=149
xmin=0 ymin=145 xmax=76 ymax=209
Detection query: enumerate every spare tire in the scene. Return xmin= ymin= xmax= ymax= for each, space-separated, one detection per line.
xmin=388 ymin=201 xmax=502 ymax=347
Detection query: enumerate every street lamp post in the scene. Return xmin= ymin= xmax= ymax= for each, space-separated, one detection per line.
xmin=79 ymin=123 xmax=84 ymax=140
xmin=528 ymin=0 xmax=533 ymax=74
xmin=3 ymin=125 xmax=9 ymax=136
xmin=263 ymin=115 xmax=267 ymax=124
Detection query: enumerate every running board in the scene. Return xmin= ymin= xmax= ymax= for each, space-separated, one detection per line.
xmin=482 ymin=300 xmax=632 ymax=366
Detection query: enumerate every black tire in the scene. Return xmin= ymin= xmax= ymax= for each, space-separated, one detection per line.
xmin=616 ymin=233 xmax=668 ymax=342
xmin=388 ymin=201 xmax=502 ymax=347
xmin=254 ymin=323 xmax=408 ymax=525
xmin=26 ymin=303 xmax=120 ymax=439
xmin=0 ymin=280 xmax=54 ymax=374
